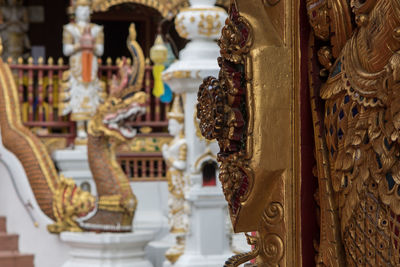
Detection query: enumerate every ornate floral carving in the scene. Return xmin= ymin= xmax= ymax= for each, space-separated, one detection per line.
xmin=308 ymin=0 xmax=400 ymax=264
xmin=197 ymin=0 xmax=252 ymax=220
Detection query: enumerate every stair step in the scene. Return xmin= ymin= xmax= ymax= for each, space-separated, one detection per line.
xmin=0 ymin=251 xmax=34 ymax=267
xmin=0 ymin=217 xmax=6 ymax=233
xmin=0 ymin=233 xmax=18 ymax=251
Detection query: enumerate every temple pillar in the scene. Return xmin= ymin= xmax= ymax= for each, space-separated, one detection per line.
xmin=162 ymin=0 xmax=232 ymax=266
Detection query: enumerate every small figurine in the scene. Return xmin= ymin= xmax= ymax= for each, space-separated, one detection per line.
xmin=60 ymin=0 xmax=105 ymax=144
xmin=162 ymin=95 xmax=189 ymax=263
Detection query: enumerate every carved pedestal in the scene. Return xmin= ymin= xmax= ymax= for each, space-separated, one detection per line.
xmin=173 ymin=187 xmax=232 ymax=267
xmin=60 ymin=231 xmax=154 ymax=267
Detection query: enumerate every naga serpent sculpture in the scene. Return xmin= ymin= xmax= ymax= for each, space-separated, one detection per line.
xmin=0 ymin=23 xmax=147 ymax=233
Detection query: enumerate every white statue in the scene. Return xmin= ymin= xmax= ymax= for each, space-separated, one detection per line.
xmin=60 ymin=0 xmax=105 ymax=143
xmin=162 ymin=95 xmax=189 ymax=263
xmin=0 ymin=0 xmax=30 ymax=60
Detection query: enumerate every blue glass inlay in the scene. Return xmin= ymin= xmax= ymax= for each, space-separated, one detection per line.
xmin=376 ymin=153 xmax=383 ymax=169
xmin=386 ymin=173 xmax=395 ymax=190
xmin=364 ymin=135 xmax=369 ymax=144
xmin=373 ymin=98 xmax=378 ymax=103
xmin=331 ymin=146 xmax=335 ymax=156
xmin=343 ymin=176 xmax=348 ymax=188
xmin=384 ymin=138 xmax=393 ymax=150
xmin=352 ymin=106 xmax=358 ymax=117
xmin=330 ymin=60 xmax=342 ymax=77
xmin=339 ymin=110 xmax=344 ymax=120
xmin=330 ymin=126 xmax=334 ymax=135
xmin=333 ymin=103 xmax=337 ymax=114
xmin=338 ymin=128 xmax=344 ymax=139
xmin=344 ymin=95 xmax=350 ymax=104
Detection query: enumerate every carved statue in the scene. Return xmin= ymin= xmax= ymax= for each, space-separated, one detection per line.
xmin=308 ymin=0 xmax=400 ymax=265
xmin=0 ymin=0 xmax=30 ymax=60
xmin=0 ymin=22 xmax=146 ymax=233
xmin=60 ymin=0 xmax=105 ymax=144
xmin=162 ymin=95 xmax=189 ymax=263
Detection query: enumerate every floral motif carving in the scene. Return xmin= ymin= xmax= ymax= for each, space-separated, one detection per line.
xmin=197 ymin=1 xmax=252 ymax=220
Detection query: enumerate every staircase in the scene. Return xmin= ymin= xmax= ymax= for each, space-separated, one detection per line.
xmin=0 ymin=217 xmax=34 ymax=267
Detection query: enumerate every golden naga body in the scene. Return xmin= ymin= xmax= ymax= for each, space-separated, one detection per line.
xmin=0 ymin=24 xmax=147 ymax=233
xmin=0 ymin=56 xmax=95 ymax=233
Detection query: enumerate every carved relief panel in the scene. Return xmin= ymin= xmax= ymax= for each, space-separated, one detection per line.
xmin=308 ymin=0 xmax=400 ymax=265
xmin=197 ymin=0 xmax=301 ymax=265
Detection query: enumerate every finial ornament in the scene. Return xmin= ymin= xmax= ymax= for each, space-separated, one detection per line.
xmin=150 ymin=34 xmax=168 ymax=65
xmin=167 ymin=95 xmax=184 ymax=123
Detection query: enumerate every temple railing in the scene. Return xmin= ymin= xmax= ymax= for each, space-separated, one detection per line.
xmin=9 ymin=57 xmax=170 ymax=182
xmin=116 ymin=133 xmax=171 ymax=181
xmin=9 ymin=57 xmax=169 ymax=143
xmin=118 ymin=152 xmax=167 ymax=181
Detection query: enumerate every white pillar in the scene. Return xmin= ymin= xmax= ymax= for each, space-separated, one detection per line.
xmin=163 ymin=1 xmax=232 ymax=266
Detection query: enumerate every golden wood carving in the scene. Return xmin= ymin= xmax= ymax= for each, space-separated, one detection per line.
xmin=308 ymin=0 xmax=400 ymax=264
xmin=197 ymin=0 xmax=253 ymax=226
xmin=196 ymin=0 xmax=298 ymax=265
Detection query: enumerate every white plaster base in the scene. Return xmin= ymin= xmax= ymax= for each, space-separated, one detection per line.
xmin=60 ymin=231 xmax=154 ymax=267
xmin=174 ymin=254 xmax=231 ymax=267
xmin=52 ymin=148 xmax=97 ymax=195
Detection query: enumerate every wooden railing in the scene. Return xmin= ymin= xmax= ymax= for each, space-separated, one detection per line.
xmin=118 ymin=152 xmax=167 ymax=181
xmin=8 ymin=57 xmax=170 ymax=182
xmin=9 ymin=57 xmax=169 ymax=145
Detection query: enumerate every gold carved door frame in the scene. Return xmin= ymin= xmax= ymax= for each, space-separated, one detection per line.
xmin=197 ymin=0 xmax=303 ymax=265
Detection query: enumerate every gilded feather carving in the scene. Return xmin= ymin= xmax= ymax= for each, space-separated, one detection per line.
xmin=308 ymin=0 xmax=400 ymax=264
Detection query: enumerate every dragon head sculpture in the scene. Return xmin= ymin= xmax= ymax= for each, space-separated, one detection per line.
xmin=88 ymin=58 xmax=148 ymax=141
xmin=88 ymin=92 xmax=147 ymax=141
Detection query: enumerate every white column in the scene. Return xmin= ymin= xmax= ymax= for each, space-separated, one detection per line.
xmin=163 ymin=1 xmax=232 ymax=266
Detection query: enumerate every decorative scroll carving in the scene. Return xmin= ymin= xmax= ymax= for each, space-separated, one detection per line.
xmin=308 ymin=0 xmax=400 ymax=264
xmin=263 ymin=202 xmax=283 ymax=226
xmin=263 ymin=234 xmax=284 ymax=264
xmin=197 ymin=0 xmax=252 ymax=222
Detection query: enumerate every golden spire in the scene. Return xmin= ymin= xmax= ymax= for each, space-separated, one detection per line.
xmin=167 ymin=95 xmax=184 ymax=122
xmin=150 ymin=34 xmax=168 ymax=65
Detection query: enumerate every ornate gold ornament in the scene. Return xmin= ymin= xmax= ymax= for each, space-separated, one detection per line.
xmin=196 ymin=0 xmax=300 ymax=265
xmin=197 ymin=0 xmax=253 ymax=224
xmin=175 ymin=16 xmax=189 ymax=39
xmin=198 ymin=13 xmax=222 ymax=37
xmin=308 ymin=0 xmax=400 ymax=264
